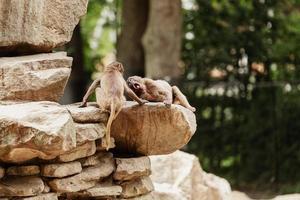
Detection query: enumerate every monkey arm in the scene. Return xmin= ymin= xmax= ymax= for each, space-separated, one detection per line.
xmin=124 ymin=80 xmax=147 ymax=105
xmin=80 ymin=78 xmax=101 ymax=107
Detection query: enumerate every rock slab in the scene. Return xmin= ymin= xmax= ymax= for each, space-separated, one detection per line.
xmin=41 ymin=161 xmax=82 ymax=178
xmin=121 ymin=177 xmax=154 ymax=198
xmin=0 ymin=0 xmax=88 ymax=54
xmin=114 ymin=156 xmax=151 ymax=181
xmin=66 ymin=103 xmax=108 ymax=123
xmin=6 ymin=165 xmax=40 ymax=176
xmin=58 ymin=141 xmax=96 ymax=162
xmin=48 ymin=161 xmax=115 ymax=192
xmin=0 ymin=101 xmax=76 ymax=163
xmin=0 ymin=52 xmax=72 ymax=102
xmin=75 ymin=123 xmax=105 ymax=145
xmin=0 ymin=176 xmax=44 ymax=197
xmin=111 ymin=102 xmax=197 ymax=155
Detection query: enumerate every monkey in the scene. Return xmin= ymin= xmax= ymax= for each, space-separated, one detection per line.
xmin=80 ymin=62 xmax=147 ymax=150
xmin=127 ymin=76 xmax=196 ymax=112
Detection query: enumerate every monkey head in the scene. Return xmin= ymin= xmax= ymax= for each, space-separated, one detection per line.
xmin=105 ymin=61 xmax=124 ymax=73
xmin=127 ymin=76 xmax=145 ymax=96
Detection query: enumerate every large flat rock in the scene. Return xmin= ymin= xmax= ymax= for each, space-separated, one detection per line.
xmin=66 ymin=103 xmax=108 ymax=123
xmin=0 ymin=52 xmax=72 ymax=102
xmin=0 ymin=0 xmax=88 ymax=54
xmin=111 ymin=102 xmax=197 ymax=155
xmin=0 ymin=101 xmax=76 ymax=163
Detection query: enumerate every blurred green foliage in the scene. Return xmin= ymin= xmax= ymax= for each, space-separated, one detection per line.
xmin=80 ymin=0 xmax=117 ymax=73
xmin=182 ymin=0 xmax=300 ymax=189
xmin=79 ymin=0 xmax=300 ymax=192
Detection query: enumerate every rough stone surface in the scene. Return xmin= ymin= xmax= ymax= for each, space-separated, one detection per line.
xmin=0 ymin=101 xmax=76 ymax=163
xmin=119 ymin=193 xmax=156 ymax=200
xmin=121 ymin=177 xmax=154 ymax=198
xmin=0 ymin=0 xmax=88 ymax=54
xmin=111 ymin=102 xmax=197 ymax=155
xmin=114 ymin=157 xmax=151 ymax=181
xmin=96 ymin=137 xmax=116 ymax=151
xmin=48 ymin=161 xmax=115 ymax=193
xmin=18 ymin=193 xmax=58 ymax=200
xmin=0 ymin=167 xmax=4 ymax=178
xmin=79 ymin=152 xmax=114 ymax=167
xmin=6 ymin=165 xmax=40 ymax=176
xmin=0 ymin=176 xmax=44 ymax=197
xmin=203 ymin=172 xmax=232 ymax=200
xmin=66 ymin=103 xmax=109 ymax=123
xmin=58 ymin=141 xmax=96 ymax=162
xmin=43 ymin=183 xmax=51 ymax=193
xmin=41 ymin=161 xmax=82 ymax=178
xmin=0 ymin=52 xmax=72 ymax=102
xmin=150 ymin=151 xmax=231 ymax=200
xmin=75 ymin=123 xmax=105 ymax=145
xmin=66 ymin=184 xmax=122 ymax=198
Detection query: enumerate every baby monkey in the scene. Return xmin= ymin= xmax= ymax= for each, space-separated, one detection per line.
xmin=127 ymin=76 xmax=196 ymax=112
xmin=80 ymin=62 xmax=147 ymax=150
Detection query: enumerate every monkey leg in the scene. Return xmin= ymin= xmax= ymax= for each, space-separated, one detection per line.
xmin=172 ymin=86 xmax=196 ymax=112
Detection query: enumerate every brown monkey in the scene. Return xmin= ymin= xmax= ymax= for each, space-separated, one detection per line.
xmin=127 ymin=76 xmax=196 ymax=112
xmin=80 ymin=62 xmax=147 ymax=150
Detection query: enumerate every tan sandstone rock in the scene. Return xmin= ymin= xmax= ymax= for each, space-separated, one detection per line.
xmin=111 ymin=102 xmax=197 ymax=155
xmin=114 ymin=157 xmax=151 ymax=181
xmin=272 ymin=194 xmax=300 ymax=200
xmin=58 ymin=141 xmax=96 ymax=162
xmin=0 ymin=52 xmax=72 ymax=102
xmin=150 ymin=151 xmax=231 ymax=200
xmin=0 ymin=176 xmax=44 ymax=197
xmin=18 ymin=193 xmax=58 ymax=200
xmin=0 ymin=0 xmax=88 ymax=54
xmin=75 ymin=123 xmax=105 ymax=145
xmin=0 ymin=167 xmax=4 ymax=178
xmin=121 ymin=177 xmax=154 ymax=198
xmin=66 ymin=103 xmax=109 ymax=123
xmin=119 ymin=192 xmax=156 ymax=200
xmin=48 ymin=162 xmax=115 ymax=193
xmin=96 ymin=137 xmax=116 ymax=150
xmin=66 ymin=184 xmax=122 ymax=198
xmin=41 ymin=161 xmax=82 ymax=178
xmin=79 ymin=152 xmax=114 ymax=167
xmin=43 ymin=183 xmax=51 ymax=193
xmin=0 ymin=101 xmax=76 ymax=163
xmin=6 ymin=165 xmax=40 ymax=176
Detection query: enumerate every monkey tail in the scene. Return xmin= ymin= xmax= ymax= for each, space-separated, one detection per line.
xmin=105 ymin=102 xmax=116 ymax=151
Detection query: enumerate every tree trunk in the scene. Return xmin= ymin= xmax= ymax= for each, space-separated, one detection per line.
xmin=117 ymin=0 xmax=149 ymax=78
xmin=142 ymin=0 xmax=182 ymax=83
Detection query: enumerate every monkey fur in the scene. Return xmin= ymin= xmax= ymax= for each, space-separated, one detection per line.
xmin=80 ymin=62 xmax=147 ymax=150
xmin=127 ymin=76 xmax=196 ymax=112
